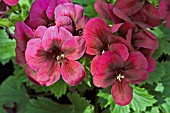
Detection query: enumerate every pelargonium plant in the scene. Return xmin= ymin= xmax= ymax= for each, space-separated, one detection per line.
xmin=0 ymin=0 xmax=170 ymax=113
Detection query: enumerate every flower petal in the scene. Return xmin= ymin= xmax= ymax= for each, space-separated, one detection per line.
xmin=94 ymin=0 xmax=112 ymax=21
xmin=46 ymin=0 xmax=72 ymax=20
xmin=159 ymin=0 xmax=170 ymax=19
xmin=25 ymin=38 xmax=47 ymax=71
xmin=109 ymin=43 xmax=129 ymax=61
xmin=55 ymin=3 xmax=84 ymax=23
xmin=146 ymin=56 xmax=156 ymax=72
xmin=35 ymin=26 xmax=47 ymax=38
xmin=42 ymin=26 xmax=73 ymax=51
xmin=25 ymin=65 xmax=42 ymax=86
xmin=3 ymin=0 xmax=18 ymax=6
xmin=61 ymin=36 xmax=86 ymax=60
xmin=96 ymin=52 xmax=124 ymax=75
xmin=14 ymin=22 xmax=34 ymax=65
xmin=55 ymin=16 xmax=74 ymax=33
xmin=124 ymin=69 xmax=149 ymax=84
xmin=111 ymin=80 xmax=133 ymax=106
xmin=84 ymin=17 xmax=111 ymax=55
xmin=115 ymin=0 xmax=143 ymax=16
xmin=91 ymin=55 xmax=100 ymax=76
xmin=124 ymin=51 xmax=148 ymax=70
xmin=61 ymin=60 xmax=86 ymax=86
xmin=112 ymin=7 xmax=132 ymax=22
xmin=93 ymin=73 xmax=116 ymax=88
xmin=35 ymin=60 xmax=61 ymax=86
xmin=132 ymin=31 xmax=158 ymax=49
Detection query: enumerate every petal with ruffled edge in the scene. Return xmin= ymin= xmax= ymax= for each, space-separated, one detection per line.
xmin=35 ymin=60 xmax=60 ymax=86
xmin=94 ymin=0 xmax=112 ymax=21
xmin=46 ymin=0 xmax=72 ymax=20
xmin=124 ymin=69 xmax=149 ymax=84
xmin=25 ymin=65 xmax=42 ymax=86
xmin=84 ymin=17 xmax=111 ymax=55
xmin=35 ymin=26 xmax=47 ymax=38
xmin=96 ymin=51 xmax=124 ymax=75
xmin=132 ymin=31 xmax=158 ymax=49
xmin=91 ymin=55 xmax=100 ymax=76
xmin=55 ymin=16 xmax=74 ymax=33
xmin=146 ymin=56 xmax=156 ymax=72
xmin=55 ymin=3 xmax=84 ymax=23
xmin=115 ymin=0 xmax=143 ymax=16
xmin=25 ymin=38 xmax=47 ymax=71
xmin=42 ymin=26 xmax=73 ymax=51
xmin=124 ymin=51 xmax=148 ymax=70
xmin=109 ymin=43 xmax=129 ymax=61
xmin=61 ymin=36 xmax=86 ymax=60
xmin=14 ymin=22 xmax=34 ymax=65
xmin=132 ymin=1 xmax=162 ymax=28
xmin=111 ymin=79 xmax=133 ymax=106
xmin=61 ymin=60 xmax=86 ymax=86
xmin=3 ymin=0 xmax=18 ymax=6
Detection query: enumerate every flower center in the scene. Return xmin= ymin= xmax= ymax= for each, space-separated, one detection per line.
xmin=116 ymin=74 xmax=124 ymax=82
xmin=56 ymin=54 xmax=65 ymax=61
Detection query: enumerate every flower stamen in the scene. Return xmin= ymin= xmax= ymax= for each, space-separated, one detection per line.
xmin=116 ymin=74 xmax=124 ymax=82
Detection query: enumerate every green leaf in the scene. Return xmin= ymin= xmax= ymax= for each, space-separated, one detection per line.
xmin=97 ymin=87 xmax=113 ymax=109
xmin=130 ymin=86 xmax=157 ymax=113
xmin=0 ymin=18 xmax=13 ymax=27
xmin=50 ymin=78 xmax=67 ymax=99
xmin=161 ymin=61 xmax=170 ymax=96
xmin=160 ymin=97 xmax=170 ymax=113
xmin=25 ymin=97 xmax=73 ymax=113
xmin=0 ymin=76 xmax=29 ymax=113
xmin=67 ymin=93 xmax=94 ymax=113
xmin=110 ymin=104 xmax=130 ymax=113
xmin=145 ymin=62 xmax=165 ymax=84
xmin=0 ymin=29 xmax=16 ymax=64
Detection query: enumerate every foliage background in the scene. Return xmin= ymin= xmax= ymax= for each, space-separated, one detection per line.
xmin=0 ymin=0 xmax=170 ymax=113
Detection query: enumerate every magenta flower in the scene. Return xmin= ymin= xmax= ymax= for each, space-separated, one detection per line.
xmin=54 ymin=3 xmax=89 ymax=36
xmin=2 ymin=0 xmax=18 ymax=6
xmin=93 ymin=45 xmax=149 ymax=106
xmin=112 ymin=22 xmax=157 ymax=72
xmin=95 ymin=0 xmax=161 ymax=28
xmin=25 ymin=0 xmax=72 ymax=29
xmin=83 ymin=17 xmax=128 ymax=75
xmin=25 ymin=26 xmax=86 ymax=86
xmin=159 ymin=0 xmax=170 ymax=29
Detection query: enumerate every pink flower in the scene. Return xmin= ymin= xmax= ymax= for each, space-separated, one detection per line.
xmin=25 ymin=26 xmax=86 ymax=86
xmin=83 ymin=17 xmax=128 ymax=75
xmin=112 ymin=22 xmax=157 ymax=72
xmin=3 ymin=0 xmax=18 ymax=6
xmin=25 ymin=0 xmax=72 ymax=29
xmin=95 ymin=0 xmax=162 ymax=28
xmin=159 ymin=0 xmax=170 ymax=29
xmin=93 ymin=45 xmax=149 ymax=106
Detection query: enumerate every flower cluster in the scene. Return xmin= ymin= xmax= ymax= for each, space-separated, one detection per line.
xmin=85 ymin=0 xmax=162 ymax=106
xmin=14 ymin=0 xmax=163 ymax=106
xmin=14 ymin=0 xmax=88 ymax=86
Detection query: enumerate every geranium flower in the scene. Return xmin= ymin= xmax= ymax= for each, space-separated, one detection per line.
xmin=112 ymin=22 xmax=157 ymax=72
xmin=54 ymin=3 xmax=89 ymax=36
xmin=95 ymin=0 xmax=162 ymax=28
xmin=83 ymin=17 xmax=128 ymax=75
xmin=93 ymin=44 xmax=148 ymax=106
xmin=25 ymin=0 xmax=72 ymax=29
xmin=25 ymin=26 xmax=86 ymax=86
xmin=2 ymin=0 xmax=18 ymax=6
xmin=159 ymin=0 xmax=170 ymax=29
